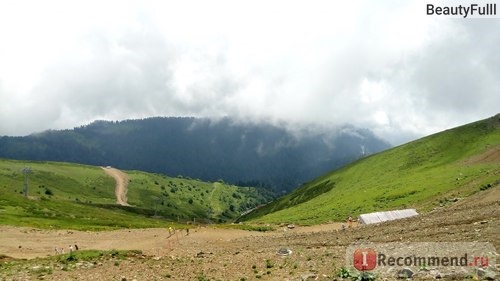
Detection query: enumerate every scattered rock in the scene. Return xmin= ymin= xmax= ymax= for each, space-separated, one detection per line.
xmin=195 ymin=251 xmax=212 ymax=258
xmin=396 ymin=267 xmax=414 ymax=278
xmin=277 ymin=248 xmax=292 ymax=256
xmin=485 ymin=272 xmax=497 ymax=280
xmin=476 ymin=268 xmax=487 ymax=277
xmin=477 ymin=267 xmax=497 ymax=280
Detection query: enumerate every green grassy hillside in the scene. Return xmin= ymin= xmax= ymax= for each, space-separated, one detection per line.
xmin=241 ymin=114 xmax=500 ymax=225
xmin=124 ymin=171 xmax=274 ymax=222
xmin=0 ymin=160 xmax=273 ymax=230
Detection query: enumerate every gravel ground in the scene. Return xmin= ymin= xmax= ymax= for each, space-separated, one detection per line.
xmin=0 ymin=187 xmax=498 ymax=280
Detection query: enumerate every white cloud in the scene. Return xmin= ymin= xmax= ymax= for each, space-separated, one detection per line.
xmin=0 ymin=0 xmax=498 ymax=145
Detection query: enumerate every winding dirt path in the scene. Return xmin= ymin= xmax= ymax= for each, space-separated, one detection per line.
xmin=0 ymin=188 xmax=498 ymax=280
xmin=101 ymin=167 xmax=131 ymax=206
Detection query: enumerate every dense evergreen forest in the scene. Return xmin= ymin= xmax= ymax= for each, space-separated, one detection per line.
xmin=0 ymin=117 xmax=390 ymax=192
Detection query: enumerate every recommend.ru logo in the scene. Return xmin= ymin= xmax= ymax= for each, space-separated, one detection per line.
xmin=346 ymin=242 xmax=497 ymax=279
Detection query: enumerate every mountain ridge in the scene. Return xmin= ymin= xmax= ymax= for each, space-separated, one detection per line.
xmin=0 ymin=117 xmax=390 ymax=192
xmin=241 ymin=114 xmax=500 ymax=224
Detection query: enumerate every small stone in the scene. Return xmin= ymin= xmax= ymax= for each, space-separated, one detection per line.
xmin=396 ymin=267 xmax=414 ymax=278
xmin=196 ymin=251 xmax=205 ymax=258
xmin=485 ymin=273 xmax=497 ymax=280
xmin=277 ymin=248 xmax=292 ymax=256
xmin=477 ymin=268 xmax=487 ymax=277
xmin=477 ymin=268 xmax=497 ymax=280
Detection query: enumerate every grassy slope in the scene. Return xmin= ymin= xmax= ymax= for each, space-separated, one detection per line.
xmin=0 ymin=160 xmax=273 ymax=230
xmin=125 ymin=172 xmax=273 ymax=222
xmin=242 ymin=114 xmax=500 ymax=225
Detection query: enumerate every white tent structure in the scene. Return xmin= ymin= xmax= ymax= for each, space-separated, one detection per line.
xmin=358 ymin=209 xmax=418 ymax=225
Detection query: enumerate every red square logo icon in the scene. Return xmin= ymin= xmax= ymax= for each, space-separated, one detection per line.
xmin=353 ymin=248 xmax=377 ymax=271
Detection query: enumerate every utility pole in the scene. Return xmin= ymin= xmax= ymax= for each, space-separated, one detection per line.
xmin=152 ymin=196 xmax=160 ymax=217
xmin=22 ymin=167 xmax=32 ymax=198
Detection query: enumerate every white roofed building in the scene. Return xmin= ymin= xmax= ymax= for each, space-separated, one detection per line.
xmin=358 ymin=209 xmax=418 ymax=225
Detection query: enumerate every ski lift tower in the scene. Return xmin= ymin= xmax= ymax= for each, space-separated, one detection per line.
xmin=22 ymin=167 xmax=32 ymax=198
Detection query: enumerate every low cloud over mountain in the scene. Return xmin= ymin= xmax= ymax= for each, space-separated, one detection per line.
xmin=0 ymin=117 xmax=390 ymax=191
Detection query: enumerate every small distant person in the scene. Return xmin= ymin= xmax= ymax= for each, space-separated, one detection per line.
xmin=347 ymin=215 xmax=353 ymax=228
xmin=54 ymin=246 xmax=60 ymax=255
xmin=168 ymin=226 xmax=173 ymax=236
xmin=69 ymin=245 xmax=74 ymax=253
xmin=74 ymin=244 xmax=79 ymax=251
xmin=186 ymin=228 xmax=189 ymax=236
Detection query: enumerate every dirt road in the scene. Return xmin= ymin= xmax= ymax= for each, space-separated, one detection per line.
xmin=101 ymin=167 xmax=130 ymax=206
xmin=0 ymin=188 xmax=498 ymax=280
xmin=0 ymin=223 xmax=344 ymax=260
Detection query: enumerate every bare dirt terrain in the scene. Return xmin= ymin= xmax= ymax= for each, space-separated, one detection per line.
xmin=0 ymin=187 xmax=498 ymax=280
xmin=102 ymin=167 xmax=131 ymax=206
xmin=464 ymin=145 xmax=500 ymax=165
xmin=0 ymin=223 xmax=346 ymax=260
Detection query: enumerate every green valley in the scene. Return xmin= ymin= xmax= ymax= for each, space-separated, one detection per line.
xmin=0 ymin=160 xmax=274 ymax=230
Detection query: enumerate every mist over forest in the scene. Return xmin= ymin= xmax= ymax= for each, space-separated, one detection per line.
xmin=0 ymin=117 xmax=390 ymax=192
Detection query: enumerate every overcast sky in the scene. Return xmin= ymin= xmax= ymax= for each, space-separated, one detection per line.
xmin=0 ymin=0 xmax=498 ymax=144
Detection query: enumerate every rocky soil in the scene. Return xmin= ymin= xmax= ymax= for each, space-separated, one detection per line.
xmin=0 ymin=187 xmax=498 ymax=280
